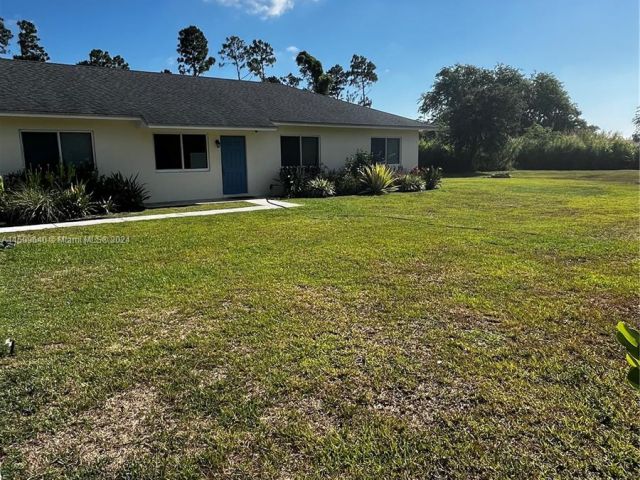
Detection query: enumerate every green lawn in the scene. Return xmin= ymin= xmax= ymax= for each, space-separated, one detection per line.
xmin=0 ymin=170 xmax=638 ymax=479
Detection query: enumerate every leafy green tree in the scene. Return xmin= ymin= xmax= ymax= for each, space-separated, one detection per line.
xmin=218 ymin=35 xmax=248 ymax=80
xmin=295 ymin=50 xmax=331 ymax=94
xmin=633 ymin=107 xmax=640 ymax=143
xmin=246 ymin=39 xmax=275 ymax=81
xmin=0 ymin=17 xmax=13 ymax=55
xmin=77 ymin=49 xmax=129 ymax=69
xmin=176 ymin=26 xmax=215 ymax=76
xmin=326 ymin=64 xmax=349 ymax=99
xmin=161 ymin=69 xmax=172 ymax=74
xmin=348 ymin=55 xmax=378 ymax=107
xmin=419 ymin=64 xmax=529 ymax=169
xmin=525 ymin=72 xmax=585 ymax=131
xmin=280 ymin=73 xmax=301 ymax=88
xmin=13 ymin=20 xmax=49 ymax=62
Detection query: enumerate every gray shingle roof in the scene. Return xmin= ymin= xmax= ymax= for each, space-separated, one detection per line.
xmin=0 ymin=59 xmax=427 ymax=129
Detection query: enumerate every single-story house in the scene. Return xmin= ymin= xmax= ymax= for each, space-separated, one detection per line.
xmin=0 ymin=59 xmax=429 ymax=203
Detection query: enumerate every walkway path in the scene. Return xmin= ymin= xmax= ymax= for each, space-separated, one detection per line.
xmin=0 ymin=199 xmax=301 ymax=234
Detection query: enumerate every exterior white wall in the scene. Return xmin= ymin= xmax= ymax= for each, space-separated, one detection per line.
xmin=0 ymin=116 xmax=419 ymax=204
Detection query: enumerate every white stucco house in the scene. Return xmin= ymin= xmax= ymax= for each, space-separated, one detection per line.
xmin=0 ymin=59 xmax=428 ymax=204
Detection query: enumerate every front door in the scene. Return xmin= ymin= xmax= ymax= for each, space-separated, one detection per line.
xmin=220 ymin=136 xmax=248 ymax=195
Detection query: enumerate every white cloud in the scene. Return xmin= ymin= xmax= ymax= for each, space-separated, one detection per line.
xmin=210 ymin=0 xmax=297 ymax=18
xmin=285 ymin=45 xmax=300 ymax=59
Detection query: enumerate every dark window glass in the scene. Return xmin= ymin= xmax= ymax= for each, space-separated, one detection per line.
xmin=182 ymin=135 xmax=208 ymax=169
xmin=60 ymin=132 xmax=94 ymax=169
xmin=301 ymin=137 xmax=319 ymax=167
xmin=281 ymin=136 xmax=301 ymax=167
xmin=386 ymin=138 xmax=400 ymax=164
xmin=154 ymin=134 xmax=182 ymax=169
xmin=371 ymin=138 xmax=386 ymax=163
xmin=21 ymin=132 xmax=60 ymax=170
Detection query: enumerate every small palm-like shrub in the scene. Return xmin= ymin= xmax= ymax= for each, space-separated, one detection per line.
xmin=359 ymin=164 xmax=397 ymax=195
xmin=277 ymin=166 xmax=321 ymax=198
xmin=57 ymin=182 xmax=95 ymax=219
xmin=0 ymin=168 xmax=149 ymax=225
xmin=307 ymin=177 xmax=336 ymax=198
xmin=413 ymin=166 xmax=443 ymax=190
xmin=90 ymin=173 xmax=149 ymax=212
xmin=97 ymin=196 xmax=117 ymax=215
xmin=2 ymin=181 xmax=97 ymax=225
xmin=3 ymin=185 xmax=64 ymax=225
xmin=396 ymin=173 xmax=425 ymax=192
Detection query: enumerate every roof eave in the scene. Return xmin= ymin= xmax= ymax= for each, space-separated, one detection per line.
xmin=271 ymin=121 xmax=430 ymax=131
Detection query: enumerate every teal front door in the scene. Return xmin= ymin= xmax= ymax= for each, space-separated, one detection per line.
xmin=221 ymin=136 xmax=248 ymax=195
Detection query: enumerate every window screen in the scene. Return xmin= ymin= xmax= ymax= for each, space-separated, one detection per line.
xmin=301 ymin=137 xmax=319 ymax=167
xmin=60 ymin=132 xmax=94 ymax=169
xmin=21 ymin=132 xmax=60 ymax=170
xmin=386 ymin=138 xmax=400 ymax=164
xmin=371 ymin=138 xmax=386 ymax=163
xmin=281 ymin=136 xmax=301 ymax=167
xmin=154 ymin=134 xmax=182 ymax=170
xmin=182 ymin=135 xmax=208 ymax=169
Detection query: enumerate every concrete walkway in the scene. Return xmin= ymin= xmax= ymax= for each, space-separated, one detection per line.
xmin=0 ymin=199 xmax=301 ymax=234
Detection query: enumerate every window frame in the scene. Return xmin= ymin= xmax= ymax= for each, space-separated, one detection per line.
xmin=370 ymin=137 xmax=402 ymax=165
xmin=153 ymin=133 xmax=210 ymax=172
xmin=19 ymin=129 xmax=96 ymax=171
xmin=280 ymin=135 xmax=321 ymax=168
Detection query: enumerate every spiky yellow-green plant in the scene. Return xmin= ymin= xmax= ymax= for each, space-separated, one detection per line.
xmin=359 ymin=163 xmax=397 ymax=195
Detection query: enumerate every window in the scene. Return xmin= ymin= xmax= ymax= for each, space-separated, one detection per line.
xmin=21 ymin=131 xmax=94 ymax=170
xmin=280 ymin=136 xmax=320 ymax=167
xmin=153 ymin=134 xmax=208 ymax=170
xmin=371 ymin=137 xmax=401 ymax=164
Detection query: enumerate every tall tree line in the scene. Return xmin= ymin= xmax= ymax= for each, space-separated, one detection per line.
xmin=418 ymin=64 xmax=596 ymax=170
xmin=0 ymin=19 xmax=380 ymax=107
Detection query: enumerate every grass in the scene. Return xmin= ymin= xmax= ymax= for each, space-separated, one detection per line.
xmin=0 ymin=170 xmax=638 ymax=479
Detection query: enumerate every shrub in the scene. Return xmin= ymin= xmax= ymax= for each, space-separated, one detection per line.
xmin=2 ymin=185 xmax=64 ymax=225
xmin=412 ymin=166 xmax=443 ymax=190
xmin=0 ymin=192 xmax=7 ymax=225
xmin=56 ymin=181 xmax=95 ymax=219
xmin=506 ymin=125 xmax=640 ymax=170
xmin=1 ymin=181 xmax=97 ymax=226
xmin=344 ymin=150 xmax=374 ymax=176
xmin=307 ymin=177 xmax=336 ymax=198
xmin=423 ymin=166 xmax=443 ymax=190
xmin=4 ymin=164 xmax=82 ymax=192
xmin=0 ymin=168 xmax=148 ymax=225
xmin=89 ymin=172 xmax=149 ymax=212
xmin=359 ymin=164 xmax=397 ymax=195
xmin=335 ymin=173 xmax=361 ymax=195
xmin=97 ymin=196 xmax=117 ymax=215
xmin=277 ymin=166 xmax=321 ymax=197
xmin=419 ymin=138 xmax=472 ymax=173
xmin=396 ymin=173 xmax=425 ymax=192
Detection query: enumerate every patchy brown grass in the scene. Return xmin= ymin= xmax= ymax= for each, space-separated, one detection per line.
xmin=20 ymin=386 xmax=166 ymax=475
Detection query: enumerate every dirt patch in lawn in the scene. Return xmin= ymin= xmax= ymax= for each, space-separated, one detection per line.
xmin=20 ymin=386 xmax=168 ymax=475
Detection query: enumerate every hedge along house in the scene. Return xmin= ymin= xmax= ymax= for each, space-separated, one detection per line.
xmin=0 ymin=59 xmax=428 ymax=204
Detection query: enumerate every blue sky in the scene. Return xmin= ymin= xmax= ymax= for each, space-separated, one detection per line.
xmin=1 ymin=0 xmax=638 ymax=135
